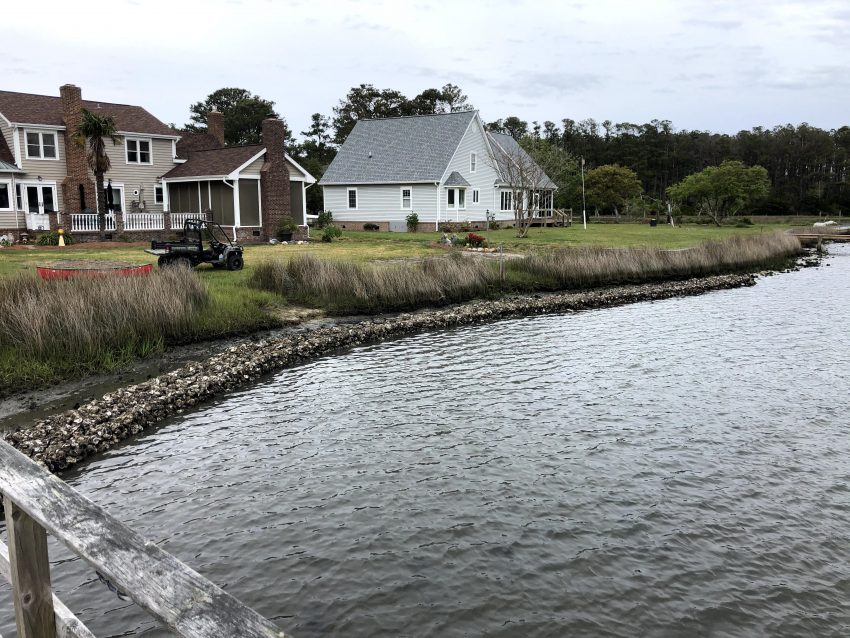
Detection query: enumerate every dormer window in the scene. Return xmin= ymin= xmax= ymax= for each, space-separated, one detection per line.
xmin=25 ymin=130 xmax=57 ymax=160
xmin=126 ymin=138 xmax=152 ymax=164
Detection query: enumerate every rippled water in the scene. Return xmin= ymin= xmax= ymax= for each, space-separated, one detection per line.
xmin=3 ymin=247 xmax=850 ymax=637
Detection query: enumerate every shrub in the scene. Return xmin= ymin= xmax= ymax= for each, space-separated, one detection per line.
xmin=459 ymin=221 xmax=472 ymax=232
xmin=466 ymin=232 xmax=487 ymax=248
xmin=316 ymin=210 xmax=334 ymax=229
xmin=36 ymin=231 xmax=75 ymax=246
xmin=363 ymin=223 xmax=380 ymax=231
xmin=406 ymin=212 xmax=419 ymax=232
xmin=278 ymin=216 xmax=298 ymax=238
xmin=321 ymin=225 xmax=343 ymax=242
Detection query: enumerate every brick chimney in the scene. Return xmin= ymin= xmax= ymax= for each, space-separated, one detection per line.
xmin=260 ymin=117 xmax=291 ymax=240
xmin=60 ymin=84 xmax=96 ymax=214
xmin=207 ymin=110 xmax=225 ymax=147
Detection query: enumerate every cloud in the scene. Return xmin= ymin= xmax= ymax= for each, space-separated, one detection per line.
xmin=681 ymin=18 xmax=743 ymax=29
xmin=760 ymin=65 xmax=850 ymax=91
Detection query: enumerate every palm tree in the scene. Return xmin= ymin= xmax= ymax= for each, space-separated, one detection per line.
xmin=74 ymin=109 xmax=121 ymax=239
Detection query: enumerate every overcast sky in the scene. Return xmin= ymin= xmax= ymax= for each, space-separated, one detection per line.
xmin=5 ymin=0 xmax=849 ymax=138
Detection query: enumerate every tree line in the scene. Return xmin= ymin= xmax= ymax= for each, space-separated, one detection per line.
xmin=180 ymin=85 xmax=850 ymax=217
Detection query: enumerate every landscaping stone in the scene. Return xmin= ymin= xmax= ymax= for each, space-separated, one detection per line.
xmin=5 ymin=273 xmax=756 ymax=473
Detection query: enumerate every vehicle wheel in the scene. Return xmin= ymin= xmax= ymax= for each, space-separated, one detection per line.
xmin=157 ymin=256 xmax=171 ymax=268
xmin=226 ymin=253 xmax=244 ymax=271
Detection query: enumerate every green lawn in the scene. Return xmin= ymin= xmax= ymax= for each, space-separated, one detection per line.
xmin=341 ymin=221 xmax=792 ymax=251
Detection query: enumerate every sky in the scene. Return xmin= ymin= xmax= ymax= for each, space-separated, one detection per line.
xmin=4 ymin=0 xmax=850 ymax=139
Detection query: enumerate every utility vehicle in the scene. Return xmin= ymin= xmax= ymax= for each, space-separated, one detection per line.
xmin=146 ymin=220 xmax=244 ymax=270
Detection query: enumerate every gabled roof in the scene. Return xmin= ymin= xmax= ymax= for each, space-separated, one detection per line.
xmin=444 ymin=171 xmax=471 ymax=187
xmin=487 ymin=132 xmax=557 ymax=190
xmin=162 ymin=145 xmax=264 ymax=179
xmin=0 ymin=90 xmax=176 ymax=137
xmin=320 ymin=110 xmax=476 ymax=185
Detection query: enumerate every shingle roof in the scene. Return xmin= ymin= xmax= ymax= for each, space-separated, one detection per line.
xmin=444 ymin=171 xmax=471 ymax=187
xmin=320 ymin=111 xmax=476 ymax=185
xmin=0 ymin=90 xmax=176 ymax=136
xmin=175 ymin=131 xmax=222 ymax=160
xmin=162 ymin=145 xmax=264 ymax=179
xmin=487 ymin=132 xmax=557 ymax=189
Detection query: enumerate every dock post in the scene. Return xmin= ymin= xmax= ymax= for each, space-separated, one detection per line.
xmin=3 ymin=495 xmax=57 ymax=638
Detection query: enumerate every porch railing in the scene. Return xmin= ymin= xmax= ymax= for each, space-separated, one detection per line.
xmin=0 ymin=440 xmax=288 ymax=637
xmin=70 ymin=214 xmax=116 ymax=233
xmin=170 ymin=212 xmax=206 ymax=229
xmin=124 ymin=213 xmax=165 ymax=231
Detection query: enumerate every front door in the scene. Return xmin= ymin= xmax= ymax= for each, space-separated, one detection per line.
xmin=23 ymin=184 xmax=56 ymax=230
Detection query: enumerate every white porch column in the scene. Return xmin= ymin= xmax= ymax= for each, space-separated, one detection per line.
xmin=233 ymin=179 xmax=241 ymax=229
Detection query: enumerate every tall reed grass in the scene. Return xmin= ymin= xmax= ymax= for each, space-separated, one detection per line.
xmin=251 ymin=232 xmax=801 ymax=313
xmin=0 ymin=268 xmax=208 ymax=378
xmin=251 ymin=252 xmax=500 ymax=313
xmin=512 ymin=232 xmax=802 ymax=288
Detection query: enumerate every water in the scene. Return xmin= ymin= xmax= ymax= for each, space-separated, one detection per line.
xmin=3 ymin=247 xmax=850 ymax=637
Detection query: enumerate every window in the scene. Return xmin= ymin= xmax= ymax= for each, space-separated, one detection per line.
xmin=447 ymin=188 xmax=466 ymax=210
xmin=470 ymin=152 xmax=477 ymax=172
xmin=400 ymin=186 xmax=412 ymax=210
xmin=347 ymin=188 xmax=358 ymax=209
xmin=472 ymin=189 xmax=479 ymax=204
xmin=15 ymin=184 xmax=23 ymax=210
xmin=500 ymin=191 xmax=513 ymax=211
xmin=0 ymin=182 xmax=10 ymax=210
xmin=25 ymin=130 xmax=58 ymax=160
xmin=155 ymin=186 xmax=164 ymax=204
xmin=126 ymin=138 xmax=152 ymax=164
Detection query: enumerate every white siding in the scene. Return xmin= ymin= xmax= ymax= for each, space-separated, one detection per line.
xmin=100 ymin=136 xmax=175 ymax=213
xmin=239 ymin=154 xmax=266 ymax=177
xmin=440 ymin=116 xmax=513 ymax=221
xmin=324 ymin=184 xmax=438 ymax=222
xmin=16 ymin=127 xmax=67 ymax=210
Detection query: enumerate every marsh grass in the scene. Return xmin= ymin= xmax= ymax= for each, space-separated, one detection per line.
xmin=511 ymin=232 xmax=803 ymax=288
xmin=251 ymin=232 xmax=802 ymax=314
xmin=251 ymin=252 xmax=500 ymax=313
xmin=0 ymin=267 xmax=208 ymax=387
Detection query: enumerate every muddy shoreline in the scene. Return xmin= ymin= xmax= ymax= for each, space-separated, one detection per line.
xmin=4 ymin=273 xmax=759 ymax=473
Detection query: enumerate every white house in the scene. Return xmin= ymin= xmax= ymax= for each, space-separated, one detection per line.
xmin=320 ymin=110 xmax=555 ymax=231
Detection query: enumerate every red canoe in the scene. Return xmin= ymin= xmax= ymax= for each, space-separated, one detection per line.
xmin=36 ymin=262 xmax=154 ymax=280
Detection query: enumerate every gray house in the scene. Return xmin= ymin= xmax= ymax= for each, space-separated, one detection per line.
xmin=320 ymin=110 xmax=555 ymax=230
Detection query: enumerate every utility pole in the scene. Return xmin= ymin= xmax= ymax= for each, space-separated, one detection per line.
xmin=581 ymin=156 xmax=587 ymax=230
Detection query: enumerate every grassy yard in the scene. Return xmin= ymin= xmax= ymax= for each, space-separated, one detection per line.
xmin=0 ymin=221 xmax=802 ymax=395
xmin=341 ymin=221 xmax=793 ymax=251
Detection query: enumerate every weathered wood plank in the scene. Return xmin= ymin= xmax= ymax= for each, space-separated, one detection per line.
xmin=1 ymin=540 xmax=96 ymax=638
xmin=3 ymin=495 xmax=57 ymax=638
xmin=0 ymin=442 xmax=288 ymax=638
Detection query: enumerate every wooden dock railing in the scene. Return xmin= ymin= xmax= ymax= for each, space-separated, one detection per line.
xmin=0 ymin=440 xmax=288 ymax=638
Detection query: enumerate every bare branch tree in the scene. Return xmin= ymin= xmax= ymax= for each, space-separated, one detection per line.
xmin=485 ymin=133 xmax=554 ymax=238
